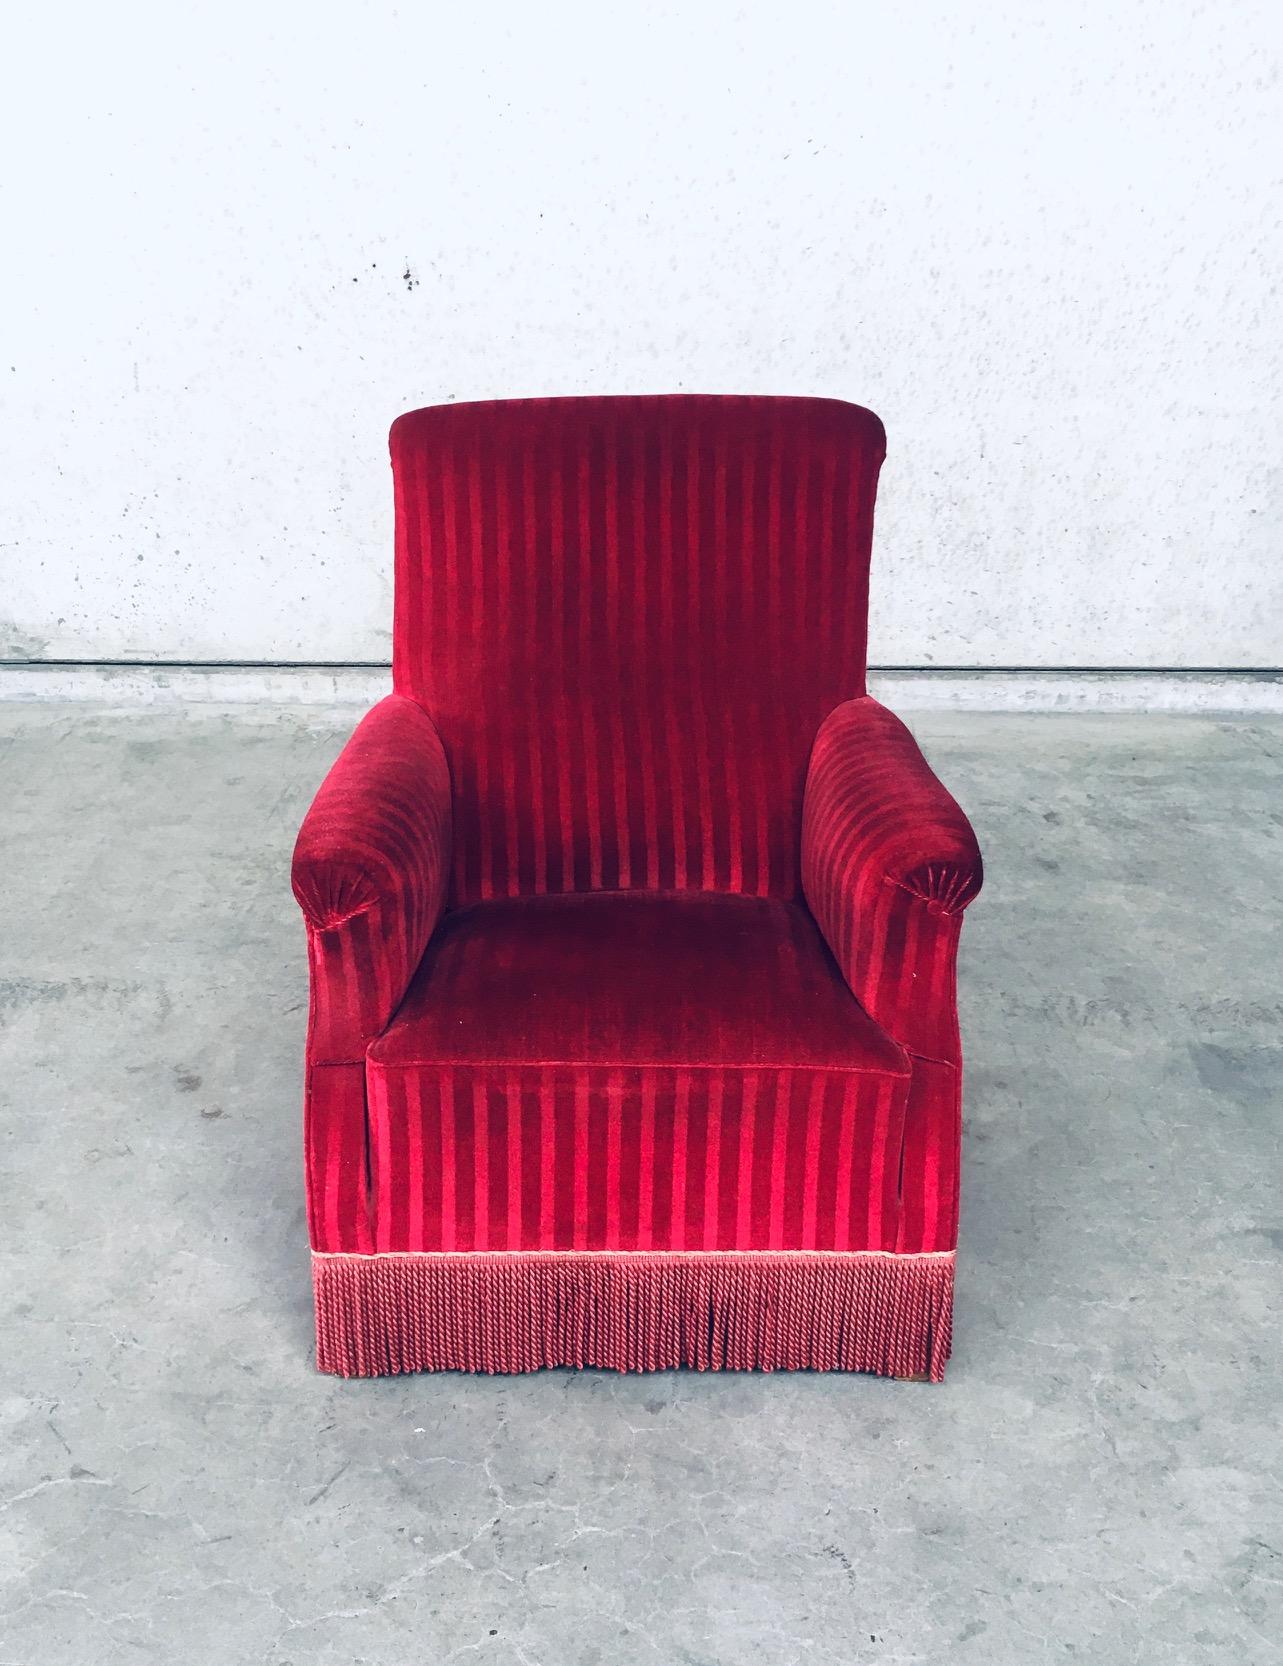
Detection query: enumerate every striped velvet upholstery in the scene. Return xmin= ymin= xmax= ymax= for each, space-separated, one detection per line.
xmin=364 ymin=891 xmax=910 ymax=1255
xmin=803 ymin=696 xmax=983 ymax=1063
xmin=365 ymin=1065 xmax=909 ymax=1256
xmin=390 ymin=395 xmax=885 ymax=903
xmin=293 ymin=695 xmax=452 ymax=1060
xmin=292 ymin=695 xmax=453 ymax=1254
xmin=802 ymin=696 xmax=984 ymax=1252
xmin=292 ymin=395 xmax=984 ymax=1378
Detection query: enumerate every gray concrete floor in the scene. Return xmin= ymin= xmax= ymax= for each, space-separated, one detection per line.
xmin=2 ymin=705 xmax=1281 ymax=1665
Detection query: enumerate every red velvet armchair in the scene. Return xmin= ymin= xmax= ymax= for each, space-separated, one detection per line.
xmin=292 ymin=396 xmax=983 ymax=1380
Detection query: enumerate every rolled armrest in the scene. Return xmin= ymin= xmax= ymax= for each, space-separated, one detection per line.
xmin=292 ymin=695 xmax=452 ymax=1059
xmin=802 ymin=696 xmax=982 ymax=1060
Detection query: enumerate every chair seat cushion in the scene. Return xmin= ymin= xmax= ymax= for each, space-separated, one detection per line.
xmin=364 ymin=891 xmax=912 ymax=1255
xmin=372 ymin=890 xmax=906 ymax=1073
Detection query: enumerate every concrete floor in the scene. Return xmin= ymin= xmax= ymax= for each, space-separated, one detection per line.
xmin=2 ymin=705 xmax=1280 ymax=1665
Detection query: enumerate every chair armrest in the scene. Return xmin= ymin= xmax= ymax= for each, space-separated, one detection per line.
xmin=292 ymin=695 xmax=452 ymax=1060
xmin=802 ymin=696 xmax=982 ymax=1060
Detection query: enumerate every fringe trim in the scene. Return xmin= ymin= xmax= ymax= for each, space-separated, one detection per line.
xmin=312 ymin=1249 xmax=954 ymax=1381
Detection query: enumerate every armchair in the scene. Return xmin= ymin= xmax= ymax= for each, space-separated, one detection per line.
xmin=292 ymin=395 xmax=983 ymax=1379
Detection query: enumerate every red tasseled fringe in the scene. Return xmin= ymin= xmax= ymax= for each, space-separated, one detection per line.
xmin=312 ymin=1250 xmax=954 ymax=1382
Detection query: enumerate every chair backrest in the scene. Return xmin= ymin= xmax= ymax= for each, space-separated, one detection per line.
xmin=391 ymin=394 xmax=885 ymax=903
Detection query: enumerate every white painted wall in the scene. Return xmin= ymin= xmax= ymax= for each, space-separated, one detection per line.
xmin=2 ymin=1 xmax=1279 ymax=669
